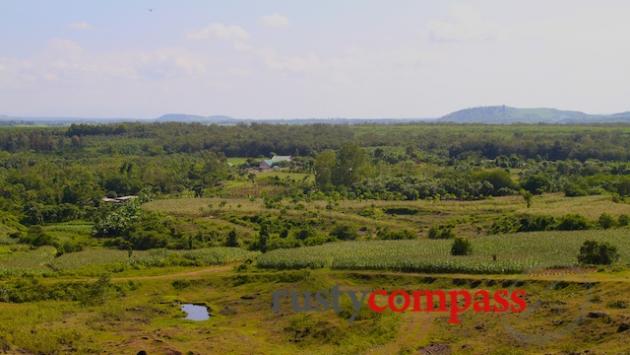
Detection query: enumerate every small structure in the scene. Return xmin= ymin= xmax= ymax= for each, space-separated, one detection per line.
xmin=259 ymin=155 xmax=292 ymax=170
xmin=102 ymin=195 xmax=138 ymax=203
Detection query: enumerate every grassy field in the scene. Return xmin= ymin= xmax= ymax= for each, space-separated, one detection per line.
xmin=257 ymin=229 xmax=630 ymax=274
xmin=0 ymin=246 xmax=257 ymax=275
xmin=144 ymin=193 xmax=630 ymax=243
xmin=3 ymin=177 xmax=630 ymax=352
xmin=1 ymin=266 xmax=630 ymax=353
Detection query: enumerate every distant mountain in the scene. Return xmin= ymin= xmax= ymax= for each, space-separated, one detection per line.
xmin=155 ymin=114 xmax=238 ymax=124
xmin=438 ymin=106 xmax=630 ymax=124
xmin=4 ymin=107 xmax=630 ymax=126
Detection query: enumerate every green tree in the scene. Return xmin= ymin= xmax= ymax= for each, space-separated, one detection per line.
xmin=451 ymin=237 xmax=472 ymax=256
xmin=520 ymin=190 xmax=533 ymax=208
xmin=598 ymin=213 xmax=616 ymax=229
xmin=332 ymin=143 xmax=368 ymax=187
xmin=314 ymin=150 xmax=336 ymax=190
xmin=578 ymin=240 xmax=619 ymax=265
xmin=226 ymin=229 xmax=239 ymax=247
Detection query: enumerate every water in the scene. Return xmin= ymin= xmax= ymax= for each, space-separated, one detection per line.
xmin=181 ymin=303 xmax=210 ymax=321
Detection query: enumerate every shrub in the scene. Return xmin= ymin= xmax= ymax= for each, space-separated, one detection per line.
xmin=225 ymin=229 xmax=239 ymax=247
xmin=598 ymin=213 xmax=616 ymax=229
xmin=296 ymin=228 xmax=316 ymax=241
xmin=521 ymin=174 xmax=551 ymax=194
xmin=577 ymin=240 xmax=619 ymax=265
xmin=428 ymin=225 xmax=454 ymax=239
xmin=451 ymin=238 xmax=472 ymax=256
xmin=384 ymin=207 xmax=418 ymax=215
xmin=20 ymin=226 xmax=56 ymax=247
xmin=564 ymin=183 xmax=588 ymax=197
xmin=557 ymin=214 xmax=590 ymax=231
xmin=172 ymin=279 xmax=192 ymax=290
xmin=618 ymin=214 xmax=629 ymax=226
xmin=378 ymin=229 xmax=415 ymax=240
xmin=519 ymin=215 xmax=557 ymax=232
xmin=488 ymin=215 xmax=520 ymax=234
xmin=330 ymin=224 xmax=358 ymax=241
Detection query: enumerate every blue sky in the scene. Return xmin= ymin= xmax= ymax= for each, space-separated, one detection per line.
xmin=2 ymin=0 xmax=630 ymax=118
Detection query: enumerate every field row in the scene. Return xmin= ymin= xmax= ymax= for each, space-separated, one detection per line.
xmin=0 ymin=246 xmax=256 ymax=275
xmin=257 ymin=229 xmax=630 ymax=274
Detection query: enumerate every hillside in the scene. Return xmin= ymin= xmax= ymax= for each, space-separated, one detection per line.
xmin=439 ymin=105 xmax=630 ymax=124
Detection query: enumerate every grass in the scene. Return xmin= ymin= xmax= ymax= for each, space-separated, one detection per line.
xmin=43 ymin=221 xmax=96 ymax=246
xmin=257 ymin=229 xmax=630 ymax=274
xmin=144 ymin=194 xmax=630 ymax=244
xmin=0 ymin=246 xmax=257 ymax=275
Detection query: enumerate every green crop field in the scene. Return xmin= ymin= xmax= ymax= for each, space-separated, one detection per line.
xmin=258 ymin=229 xmax=630 ymax=274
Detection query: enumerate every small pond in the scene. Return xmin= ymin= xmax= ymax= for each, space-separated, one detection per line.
xmin=181 ymin=303 xmax=210 ymax=321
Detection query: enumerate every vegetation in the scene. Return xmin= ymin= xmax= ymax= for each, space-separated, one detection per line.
xmin=257 ymin=229 xmax=630 ymax=274
xmin=451 ymin=237 xmax=472 ymax=256
xmin=3 ymin=122 xmax=630 ymax=352
xmin=578 ymin=240 xmax=620 ymax=265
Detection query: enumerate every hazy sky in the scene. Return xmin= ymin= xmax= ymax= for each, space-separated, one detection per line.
xmin=2 ymin=0 xmax=630 ymax=118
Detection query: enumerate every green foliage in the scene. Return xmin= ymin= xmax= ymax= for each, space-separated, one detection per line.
xmin=171 ymin=279 xmax=192 ymax=290
xmin=598 ymin=213 xmax=616 ymax=229
xmin=618 ymin=214 xmax=630 ymax=226
xmin=564 ymin=183 xmax=588 ymax=197
xmin=377 ymin=228 xmax=415 ymax=240
xmin=577 ymin=240 xmax=619 ymax=265
xmin=20 ymin=226 xmax=55 ymax=247
xmin=314 ymin=143 xmax=369 ymax=190
xmin=518 ymin=215 xmax=557 ymax=232
xmin=313 ymin=150 xmax=336 ymax=191
xmin=225 ymin=229 xmax=239 ymax=247
xmin=451 ymin=237 xmax=472 ymax=256
xmin=521 ymin=174 xmax=551 ymax=194
xmin=557 ymin=214 xmax=590 ymax=231
xmin=330 ymin=224 xmax=358 ymax=241
xmin=521 ymin=190 xmax=533 ymax=207
xmin=427 ymin=225 xmax=454 ymax=239
xmin=92 ymin=202 xmax=140 ymax=237
xmin=473 ymin=169 xmax=516 ymax=193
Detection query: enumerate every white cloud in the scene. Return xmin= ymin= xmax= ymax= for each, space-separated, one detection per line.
xmin=68 ymin=21 xmax=92 ymax=30
xmin=260 ymin=13 xmax=289 ymax=28
xmin=187 ymin=23 xmax=250 ymax=42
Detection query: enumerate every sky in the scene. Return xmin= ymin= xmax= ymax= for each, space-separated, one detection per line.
xmin=1 ymin=0 xmax=630 ymax=119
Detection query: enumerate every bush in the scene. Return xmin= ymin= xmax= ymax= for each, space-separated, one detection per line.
xmin=557 ymin=214 xmax=590 ymax=231
xmin=172 ymin=279 xmax=192 ymax=290
xmin=564 ymin=183 xmax=588 ymax=197
xmin=618 ymin=214 xmax=629 ymax=227
xmin=488 ymin=215 xmax=520 ymax=234
xmin=225 ymin=229 xmax=239 ymax=247
xmin=521 ymin=174 xmax=551 ymax=194
xmin=519 ymin=215 xmax=557 ymax=232
xmin=330 ymin=224 xmax=359 ymax=241
xmin=378 ymin=229 xmax=415 ymax=240
xmin=451 ymin=238 xmax=472 ymax=256
xmin=598 ymin=213 xmax=616 ymax=229
xmin=428 ymin=225 xmax=454 ymax=239
xmin=20 ymin=226 xmax=56 ymax=247
xmin=577 ymin=240 xmax=619 ymax=265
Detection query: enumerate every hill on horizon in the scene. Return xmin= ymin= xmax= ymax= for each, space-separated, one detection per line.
xmin=438 ymin=105 xmax=630 ymax=124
